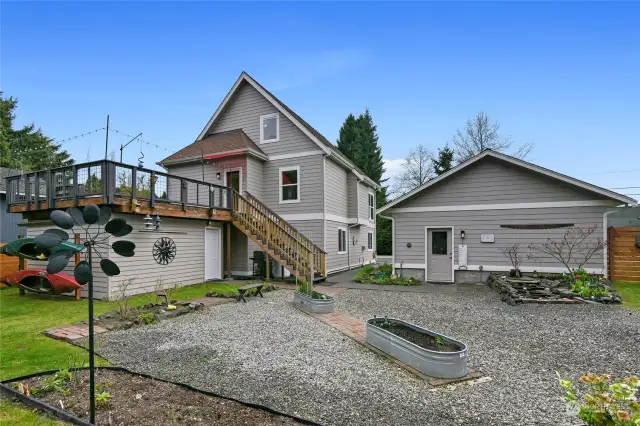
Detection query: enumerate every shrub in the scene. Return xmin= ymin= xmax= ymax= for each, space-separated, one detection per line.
xmin=558 ymin=372 xmax=639 ymax=426
xmin=138 ymin=312 xmax=156 ymax=325
xmin=378 ymin=263 xmax=393 ymax=275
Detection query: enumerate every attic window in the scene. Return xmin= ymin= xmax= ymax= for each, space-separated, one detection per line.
xmin=260 ymin=113 xmax=279 ymax=143
xmin=500 ymin=223 xmax=574 ymax=230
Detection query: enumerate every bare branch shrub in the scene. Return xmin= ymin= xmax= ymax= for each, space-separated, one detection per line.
xmin=499 ymin=244 xmax=525 ymax=272
xmin=154 ymin=278 xmax=180 ymax=304
xmin=115 ymin=278 xmax=135 ymax=319
xmin=527 ymin=225 xmax=606 ymax=274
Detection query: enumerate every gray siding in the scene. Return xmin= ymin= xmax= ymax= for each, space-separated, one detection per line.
xmin=246 ymin=156 xmax=264 ymax=198
xmin=325 ymin=220 xmax=349 ymax=273
xmin=349 ymin=225 xmax=375 ymax=267
xmin=1 ymin=195 xmax=22 ymax=242
xmin=325 ymin=158 xmax=348 ymax=217
xmin=167 ymin=157 xmax=248 ymax=194
xmin=347 ymin=173 xmax=359 ymax=219
xmin=263 ymin=155 xmax=324 ymax=216
xmin=393 ymin=206 xmax=611 ymax=272
xmin=26 ymin=222 xmax=110 ymax=300
xmin=359 ymin=182 xmax=375 ymax=223
xmin=110 ymin=214 xmax=215 ymax=298
xmin=209 ymin=82 xmax=319 ymax=156
xmin=401 ymin=158 xmax=611 ymax=208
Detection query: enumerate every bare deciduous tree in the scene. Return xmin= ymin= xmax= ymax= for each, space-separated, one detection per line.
xmin=453 ymin=112 xmax=533 ymax=162
xmin=390 ymin=144 xmax=435 ymax=197
xmin=499 ymin=244 xmax=525 ymax=273
xmin=115 ymin=277 xmax=135 ymax=319
xmin=527 ymin=225 xmax=606 ymax=274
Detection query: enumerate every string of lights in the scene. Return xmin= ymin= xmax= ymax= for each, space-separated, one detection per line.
xmin=110 ymin=128 xmax=176 ymax=154
xmin=54 ymin=128 xmax=106 ymax=145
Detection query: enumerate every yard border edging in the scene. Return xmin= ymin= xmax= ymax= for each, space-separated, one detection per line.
xmin=1 ymin=366 xmax=323 ymax=426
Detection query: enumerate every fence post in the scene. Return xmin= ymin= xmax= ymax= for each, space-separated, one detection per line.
xmin=46 ymin=170 xmax=53 ymax=208
xmin=607 ymin=226 xmax=615 ymax=280
xmin=106 ymin=162 xmax=116 ymax=203
xmin=101 ymin=161 xmax=108 ymax=203
xmin=150 ymin=171 xmax=156 ymax=208
xmin=34 ymin=172 xmax=40 ymax=210
xmin=72 ymin=165 xmax=78 ymax=206
xmin=180 ymin=179 xmax=187 ymax=211
xmin=24 ymin=175 xmax=30 ymax=211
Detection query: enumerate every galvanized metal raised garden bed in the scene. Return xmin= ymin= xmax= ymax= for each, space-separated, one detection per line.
xmin=293 ymin=291 xmax=335 ymax=313
xmin=366 ymin=318 xmax=468 ymax=379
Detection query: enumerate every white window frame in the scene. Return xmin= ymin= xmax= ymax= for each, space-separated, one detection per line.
xmin=260 ymin=113 xmax=280 ymax=144
xmin=368 ymin=192 xmax=375 ymax=221
xmin=337 ymin=227 xmax=347 ymax=254
xmin=367 ymin=231 xmax=373 ymax=251
xmin=279 ymin=166 xmax=300 ymax=204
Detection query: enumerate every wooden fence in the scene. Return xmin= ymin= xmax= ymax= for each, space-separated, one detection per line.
xmin=0 ymin=242 xmax=21 ymax=279
xmin=608 ymin=227 xmax=640 ymax=282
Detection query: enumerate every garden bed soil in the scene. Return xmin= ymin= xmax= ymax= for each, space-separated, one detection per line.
xmin=14 ymin=370 xmax=304 ymax=425
xmin=373 ymin=321 xmax=460 ymax=352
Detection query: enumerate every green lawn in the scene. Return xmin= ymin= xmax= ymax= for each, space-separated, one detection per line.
xmin=0 ymin=399 xmax=65 ymax=425
xmin=613 ymin=281 xmax=640 ymax=310
xmin=0 ymin=281 xmax=243 ymax=381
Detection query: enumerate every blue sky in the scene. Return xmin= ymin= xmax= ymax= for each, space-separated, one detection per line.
xmin=2 ymin=2 xmax=639 ymax=199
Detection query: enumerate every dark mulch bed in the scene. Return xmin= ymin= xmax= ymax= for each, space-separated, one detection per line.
xmin=16 ymin=370 xmax=304 ymax=425
xmin=381 ymin=322 xmax=459 ymax=352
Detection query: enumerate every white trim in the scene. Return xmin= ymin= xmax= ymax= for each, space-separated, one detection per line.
xmin=281 ymin=213 xmax=324 ymax=221
xmin=223 ymin=167 xmax=243 ymax=194
xmin=270 ymin=150 xmax=325 ymax=161
xmin=367 ymin=231 xmax=374 ymax=251
xmin=326 ymin=213 xmax=358 ymax=224
xmin=260 ymin=113 xmax=280 ymax=144
xmin=279 ymin=165 xmax=300 ymax=204
xmin=603 ymin=208 xmax=620 ymax=278
xmin=389 ymin=200 xmax=618 ymax=213
xmin=454 ymin=264 xmax=602 ymax=274
xmin=368 ymin=191 xmax=375 ymax=221
xmin=337 ymin=226 xmax=347 ymax=254
xmin=322 ymin=156 xmax=327 ymax=251
xmin=327 ymin=262 xmax=374 ymax=274
xmin=378 ymin=150 xmax=635 ymax=213
xmin=425 ymin=226 xmax=455 ymax=283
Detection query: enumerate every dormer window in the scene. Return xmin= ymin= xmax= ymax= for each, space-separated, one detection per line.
xmin=260 ymin=113 xmax=279 ymax=143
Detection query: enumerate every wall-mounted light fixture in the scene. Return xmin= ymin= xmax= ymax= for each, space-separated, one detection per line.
xmin=461 ymin=230 xmax=466 ymax=239
xmin=216 ymin=172 xmax=221 ymax=180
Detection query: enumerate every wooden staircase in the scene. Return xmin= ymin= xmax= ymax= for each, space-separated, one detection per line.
xmin=232 ymin=191 xmax=327 ymax=283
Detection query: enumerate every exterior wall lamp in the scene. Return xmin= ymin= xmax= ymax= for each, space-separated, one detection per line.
xmin=461 ymin=230 xmax=466 ymax=239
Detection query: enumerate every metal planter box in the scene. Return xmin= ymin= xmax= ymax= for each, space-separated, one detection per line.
xmin=366 ymin=318 xmax=468 ymax=379
xmin=293 ymin=291 xmax=335 ymax=313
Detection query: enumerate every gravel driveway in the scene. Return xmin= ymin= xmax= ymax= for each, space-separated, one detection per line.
xmin=98 ymin=287 xmax=640 ymax=426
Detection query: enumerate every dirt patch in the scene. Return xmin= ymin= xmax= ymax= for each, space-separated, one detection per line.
xmin=371 ymin=320 xmax=460 ymax=352
xmin=15 ymin=370 xmax=305 ymax=425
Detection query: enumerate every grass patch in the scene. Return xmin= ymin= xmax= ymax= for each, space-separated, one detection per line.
xmin=612 ymin=281 xmax=640 ymax=310
xmin=0 ymin=399 xmax=65 ymax=425
xmin=0 ymin=281 xmax=242 ymax=381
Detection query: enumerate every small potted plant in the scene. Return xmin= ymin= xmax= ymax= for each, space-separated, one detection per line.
xmin=293 ymin=280 xmax=334 ymax=313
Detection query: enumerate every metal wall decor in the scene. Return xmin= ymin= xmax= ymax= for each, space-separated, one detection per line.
xmin=153 ymin=237 xmax=177 ymax=265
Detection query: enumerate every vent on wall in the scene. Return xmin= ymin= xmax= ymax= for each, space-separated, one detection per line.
xmin=500 ymin=224 xmax=574 ymax=230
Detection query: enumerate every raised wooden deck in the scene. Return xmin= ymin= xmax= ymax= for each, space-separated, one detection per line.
xmin=4 ymin=160 xmax=233 ymax=221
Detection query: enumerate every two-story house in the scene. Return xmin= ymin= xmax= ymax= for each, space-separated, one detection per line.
xmin=159 ymin=72 xmax=379 ymax=277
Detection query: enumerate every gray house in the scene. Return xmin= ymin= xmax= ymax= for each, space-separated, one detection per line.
xmin=378 ymin=150 xmax=637 ymax=283
xmin=0 ymin=167 xmax=22 ymax=243
xmin=159 ymin=71 xmax=379 ymax=276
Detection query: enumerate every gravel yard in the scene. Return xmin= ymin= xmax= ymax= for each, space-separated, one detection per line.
xmin=98 ymin=287 xmax=640 ymax=426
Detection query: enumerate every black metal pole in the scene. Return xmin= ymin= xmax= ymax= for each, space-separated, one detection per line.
xmin=104 ymin=115 xmax=109 ymax=160
xmin=120 ymin=133 xmax=142 ymax=163
xmin=87 ymin=245 xmax=96 ymax=424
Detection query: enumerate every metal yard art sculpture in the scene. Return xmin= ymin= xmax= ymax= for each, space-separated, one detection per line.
xmin=152 ymin=237 xmax=176 ymax=265
xmin=34 ymin=204 xmax=136 ymax=424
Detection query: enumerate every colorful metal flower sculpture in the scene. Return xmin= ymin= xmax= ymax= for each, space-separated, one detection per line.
xmin=33 ymin=205 xmax=135 ymax=424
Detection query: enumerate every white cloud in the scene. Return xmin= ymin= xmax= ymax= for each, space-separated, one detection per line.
xmin=383 ymin=158 xmax=404 ymax=182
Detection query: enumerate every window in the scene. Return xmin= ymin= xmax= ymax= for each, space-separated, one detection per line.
xmin=431 ymin=231 xmax=448 ymax=255
xmin=260 ymin=113 xmax=279 ymax=143
xmin=338 ymin=228 xmax=347 ymax=253
xmin=279 ymin=166 xmax=300 ymax=203
xmin=368 ymin=193 xmax=375 ymax=220
xmin=367 ymin=232 xmax=373 ymax=251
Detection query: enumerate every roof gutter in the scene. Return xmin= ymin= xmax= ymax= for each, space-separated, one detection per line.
xmin=158 ymin=148 xmax=268 ymax=167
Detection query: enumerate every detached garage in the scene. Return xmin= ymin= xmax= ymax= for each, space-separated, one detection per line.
xmin=377 ymin=150 xmax=637 ymax=283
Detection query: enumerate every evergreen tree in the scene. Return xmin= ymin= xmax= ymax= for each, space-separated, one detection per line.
xmin=0 ymin=92 xmax=73 ymax=171
xmin=432 ymin=144 xmax=455 ymax=176
xmin=337 ymin=108 xmax=391 ymax=254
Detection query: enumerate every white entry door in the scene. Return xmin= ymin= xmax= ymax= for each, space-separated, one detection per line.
xmin=426 ymin=227 xmax=453 ymax=282
xmin=205 ymin=228 xmax=221 ymax=281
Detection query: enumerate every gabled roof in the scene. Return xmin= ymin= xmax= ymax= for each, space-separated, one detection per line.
xmin=159 ymin=129 xmax=267 ymax=166
xmin=195 ymin=72 xmax=380 ymax=190
xmin=378 ymin=150 xmax=636 ymax=213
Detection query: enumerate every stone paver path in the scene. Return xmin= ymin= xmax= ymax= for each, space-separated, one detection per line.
xmin=44 ymin=324 xmax=108 ymax=341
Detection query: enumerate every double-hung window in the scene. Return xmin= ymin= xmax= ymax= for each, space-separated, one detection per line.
xmin=279 ymin=166 xmax=300 ymax=203
xmin=338 ymin=228 xmax=347 ymax=254
xmin=368 ymin=193 xmax=375 ymax=220
xmin=367 ymin=232 xmax=373 ymax=251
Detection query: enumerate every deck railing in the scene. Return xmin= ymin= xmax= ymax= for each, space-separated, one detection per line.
xmin=4 ymin=160 xmax=233 ymax=212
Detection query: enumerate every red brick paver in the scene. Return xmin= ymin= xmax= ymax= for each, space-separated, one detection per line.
xmin=44 ymin=325 xmax=108 ymax=342
xmin=307 ymin=311 xmax=367 ymax=343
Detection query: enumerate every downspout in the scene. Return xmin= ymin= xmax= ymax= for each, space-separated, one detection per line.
xmin=603 ymin=207 xmax=622 ymax=278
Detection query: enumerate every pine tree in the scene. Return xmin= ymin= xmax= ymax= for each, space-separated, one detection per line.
xmin=432 ymin=144 xmax=454 ymax=176
xmin=0 ymin=92 xmax=73 ymax=171
xmin=337 ymin=108 xmax=391 ymax=254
